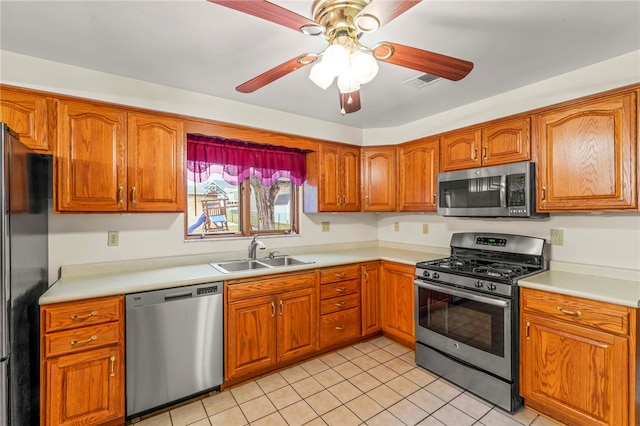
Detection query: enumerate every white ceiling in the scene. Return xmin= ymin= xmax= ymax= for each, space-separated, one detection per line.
xmin=1 ymin=1 xmax=639 ymax=129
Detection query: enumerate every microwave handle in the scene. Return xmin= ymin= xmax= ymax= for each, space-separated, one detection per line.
xmin=500 ymin=175 xmax=507 ymax=208
xmin=414 ymin=279 xmax=510 ymax=308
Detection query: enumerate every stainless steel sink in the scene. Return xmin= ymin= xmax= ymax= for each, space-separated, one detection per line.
xmin=210 ymin=255 xmax=313 ymax=274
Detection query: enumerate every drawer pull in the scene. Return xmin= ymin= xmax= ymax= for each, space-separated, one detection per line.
xmin=271 ymin=301 xmax=275 ymax=318
xmin=335 ymin=301 xmax=346 ymax=308
xmin=557 ymin=307 xmax=582 ymax=317
xmin=335 ymin=273 xmax=346 ymax=279
xmin=279 ymin=299 xmax=283 ymax=316
xmin=70 ymin=311 xmax=97 ymax=320
xmin=70 ymin=335 xmax=97 ymax=345
xmin=109 ymin=356 xmax=115 ymax=377
xmin=335 ymin=287 xmax=346 ymax=293
xmin=335 ymin=326 xmax=346 ymax=331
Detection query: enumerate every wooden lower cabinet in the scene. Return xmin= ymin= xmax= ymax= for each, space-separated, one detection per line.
xmin=520 ymin=288 xmax=637 ymax=426
xmin=41 ymin=296 xmax=125 ymax=426
xmin=319 ymin=264 xmax=361 ymax=349
xmin=361 ymin=261 xmax=381 ymax=336
xmin=380 ymin=261 xmax=415 ymax=348
xmin=225 ymin=272 xmax=317 ymax=382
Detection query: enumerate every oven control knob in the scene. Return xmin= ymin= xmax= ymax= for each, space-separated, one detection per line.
xmin=432 ymin=272 xmax=440 ymax=279
xmin=422 ymin=271 xmax=430 ymax=278
xmin=488 ymin=283 xmax=497 ymax=291
xmin=475 ymin=281 xmax=484 ymax=288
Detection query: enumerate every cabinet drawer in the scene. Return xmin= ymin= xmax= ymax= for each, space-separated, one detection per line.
xmin=521 ymin=289 xmax=630 ymax=335
xmin=42 ymin=296 xmax=122 ymax=333
xmin=227 ymin=272 xmax=316 ymax=301
xmin=320 ymin=279 xmax=359 ymax=300
xmin=44 ymin=321 xmax=121 ymax=358
xmin=319 ymin=264 xmax=361 ymax=284
xmin=321 ymin=293 xmax=360 ymax=315
xmin=319 ymin=308 xmax=360 ymax=347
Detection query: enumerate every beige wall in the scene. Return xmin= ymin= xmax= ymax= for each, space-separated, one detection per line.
xmin=1 ymin=49 xmax=639 ymax=284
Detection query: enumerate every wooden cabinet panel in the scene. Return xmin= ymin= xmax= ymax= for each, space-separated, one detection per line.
xmin=319 ymin=308 xmax=360 ymax=348
xmin=361 ymin=262 xmax=381 ymax=336
xmin=44 ymin=345 xmax=124 ymax=426
xmin=320 ymin=279 xmax=360 ymax=299
xmin=45 ymin=322 xmax=121 ymax=358
xmin=277 ymin=287 xmax=317 ymax=363
xmin=341 ymin=146 xmax=361 ymax=211
xmin=226 ymin=295 xmax=277 ymax=380
xmin=0 ymin=86 xmax=52 ymax=153
xmin=321 ymin=293 xmax=359 ymax=315
xmin=398 ymin=138 xmax=439 ymax=211
xmin=537 ymin=92 xmax=637 ymax=211
xmin=42 ymin=296 xmax=122 ymax=333
xmin=319 ymin=264 xmax=361 ymax=284
xmin=440 ymin=129 xmax=481 ymax=171
xmin=56 ymin=100 xmax=127 ymax=212
xmin=309 ymin=143 xmax=361 ymax=212
xmin=481 ymin=117 xmax=531 ymax=166
xmin=319 ymin=144 xmax=341 ymax=211
xmin=319 ymin=265 xmax=361 ymax=349
xmin=380 ymin=262 xmax=415 ymax=347
xmin=362 ymin=146 xmax=397 ymax=211
xmin=127 ymin=112 xmax=185 ymax=212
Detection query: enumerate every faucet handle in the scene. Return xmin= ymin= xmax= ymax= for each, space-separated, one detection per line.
xmin=268 ymin=250 xmax=280 ymax=259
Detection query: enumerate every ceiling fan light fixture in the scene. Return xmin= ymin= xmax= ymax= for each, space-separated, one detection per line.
xmin=309 ymin=61 xmax=334 ymax=90
xmin=337 ymin=70 xmax=360 ymax=93
xmin=350 ymin=49 xmax=379 ymax=84
xmin=322 ymin=44 xmax=350 ymax=76
xmin=354 ymin=14 xmax=380 ymax=33
xmin=300 ymin=24 xmax=325 ymax=36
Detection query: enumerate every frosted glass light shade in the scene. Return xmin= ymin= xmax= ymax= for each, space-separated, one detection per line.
xmin=322 ymin=44 xmax=350 ymax=77
xmin=350 ymin=50 xmax=379 ymax=84
xmin=337 ymin=70 xmax=360 ymax=93
xmin=309 ymin=61 xmax=334 ymax=89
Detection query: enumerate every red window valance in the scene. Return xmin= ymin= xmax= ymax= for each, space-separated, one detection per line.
xmin=186 ymin=134 xmax=307 ymax=186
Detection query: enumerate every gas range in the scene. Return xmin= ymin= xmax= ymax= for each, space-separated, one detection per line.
xmin=415 ymin=232 xmax=548 ymax=298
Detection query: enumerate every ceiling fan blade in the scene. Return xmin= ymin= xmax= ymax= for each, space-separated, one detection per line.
xmin=339 ymin=90 xmax=361 ymax=114
xmin=374 ymin=42 xmax=474 ymax=81
xmin=236 ymin=54 xmax=317 ymax=93
xmin=359 ymin=0 xmax=421 ymax=28
xmin=207 ymin=0 xmax=320 ymax=33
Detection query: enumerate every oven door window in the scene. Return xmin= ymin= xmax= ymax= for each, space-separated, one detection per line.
xmin=418 ymin=287 xmax=505 ymax=357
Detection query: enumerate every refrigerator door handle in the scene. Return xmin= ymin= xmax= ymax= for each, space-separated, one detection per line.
xmin=0 ymin=129 xmax=9 ymax=359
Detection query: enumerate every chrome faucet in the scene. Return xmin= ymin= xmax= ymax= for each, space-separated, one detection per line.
xmin=248 ymin=236 xmax=266 ymax=259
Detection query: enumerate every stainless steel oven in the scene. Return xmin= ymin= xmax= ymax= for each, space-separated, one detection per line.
xmin=414 ymin=232 xmax=547 ymax=412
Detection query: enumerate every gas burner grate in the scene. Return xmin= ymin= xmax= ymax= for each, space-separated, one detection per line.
xmin=472 ymin=263 xmax=527 ymax=279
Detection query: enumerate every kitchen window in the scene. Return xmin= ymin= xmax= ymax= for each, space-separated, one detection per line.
xmin=185 ymin=134 xmax=305 ymax=238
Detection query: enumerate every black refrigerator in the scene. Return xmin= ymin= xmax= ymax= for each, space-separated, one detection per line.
xmin=0 ymin=123 xmax=50 ymax=425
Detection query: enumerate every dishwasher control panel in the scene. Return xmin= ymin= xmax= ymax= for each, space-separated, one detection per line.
xmin=197 ymin=285 xmax=219 ymax=295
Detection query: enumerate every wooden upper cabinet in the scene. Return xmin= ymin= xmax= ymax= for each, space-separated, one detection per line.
xmin=362 ymin=146 xmax=397 ymax=211
xmin=398 ymin=138 xmax=439 ymax=211
xmin=440 ymin=128 xmax=481 ymax=171
xmin=481 ymin=116 xmax=531 ymax=166
xmin=537 ymin=91 xmax=637 ymax=211
xmin=56 ymin=100 xmax=128 ymax=212
xmin=127 ymin=112 xmax=185 ymax=212
xmin=313 ymin=142 xmax=361 ymax=212
xmin=0 ymin=85 xmax=53 ymax=153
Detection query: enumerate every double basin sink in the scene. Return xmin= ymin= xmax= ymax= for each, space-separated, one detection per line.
xmin=210 ymin=255 xmax=313 ymax=274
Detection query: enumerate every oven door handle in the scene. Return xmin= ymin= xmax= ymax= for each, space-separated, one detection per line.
xmin=414 ymin=280 xmax=510 ymax=308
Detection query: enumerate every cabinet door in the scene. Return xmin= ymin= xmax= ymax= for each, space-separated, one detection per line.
xmin=362 ymin=147 xmax=396 ymax=212
xmin=398 ymin=138 xmax=439 ymax=211
xmin=521 ymin=313 xmax=629 ymax=426
xmin=0 ymin=86 xmax=52 ymax=153
xmin=341 ymin=146 xmax=361 ymax=211
xmin=319 ymin=144 xmax=341 ymax=212
xmin=380 ymin=262 xmax=415 ymax=347
xmin=226 ymin=295 xmax=277 ymax=380
xmin=44 ymin=345 xmax=124 ymax=426
xmin=361 ymin=262 xmax=381 ymax=336
xmin=537 ymin=92 xmax=637 ymax=211
xmin=56 ymin=100 xmax=127 ymax=212
xmin=481 ymin=117 xmax=531 ymax=166
xmin=277 ymin=287 xmax=317 ymax=363
xmin=127 ymin=112 xmax=185 ymax=212
xmin=440 ymin=129 xmax=481 ymax=171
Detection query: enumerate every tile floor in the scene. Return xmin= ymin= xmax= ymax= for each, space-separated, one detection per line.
xmin=131 ymin=336 xmax=562 ymax=426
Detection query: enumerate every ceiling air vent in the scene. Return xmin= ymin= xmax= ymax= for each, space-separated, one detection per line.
xmin=403 ymin=73 xmax=441 ymax=89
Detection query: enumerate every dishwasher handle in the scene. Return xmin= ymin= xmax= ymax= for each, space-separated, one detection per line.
xmin=164 ymin=291 xmax=192 ymax=301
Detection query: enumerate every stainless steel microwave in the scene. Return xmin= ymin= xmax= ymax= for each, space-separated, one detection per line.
xmin=437 ymin=161 xmax=548 ymax=218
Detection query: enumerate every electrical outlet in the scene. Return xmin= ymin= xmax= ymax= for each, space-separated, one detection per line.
xmin=394 ymin=222 xmax=400 ymax=232
xmin=321 ymin=222 xmax=330 ymax=232
xmin=107 ymin=231 xmax=119 ymax=246
xmin=550 ymin=229 xmax=564 ymax=246
xmin=422 ymin=224 xmax=429 ymax=234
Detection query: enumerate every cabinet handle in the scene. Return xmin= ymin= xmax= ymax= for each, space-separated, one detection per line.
xmin=335 ymin=301 xmax=346 ymax=308
xmin=117 ymin=186 xmax=123 ymax=205
xmin=109 ymin=356 xmax=115 ymax=377
xmin=482 ymin=146 xmax=487 ymax=159
xmin=365 ymin=195 xmax=369 ymax=206
xmin=541 ymin=187 xmax=546 ymax=201
xmin=557 ymin=307 xmax=582 ymax=317
xmin=433 ymin=194 xmax=436 ymax=204
xmin=70 ymin=310 xmax=97 ymax=320
xmin=70 ymin=335 xmax=97 ymax=346
xmin=472 ymin=148 xmax=478 ymax=160
xmin=131 ymin=186 xmax=137 ymax=206
xmin=279 ymin=299 xmax=283 ymax=316
xmin=335 ymin=325 xmax=346 ymax=331
xmin=364 ymin=271 xmax=368 ymax=282
xmin=335 ymin=273 xmax=346 ymax=279
xmin=335 ymin=287 xmax=346 ymax=293
xmin=271 ymin=301 xmax=275 ymax=318
xmin=525 ymin=321 xmax=530 ymax=340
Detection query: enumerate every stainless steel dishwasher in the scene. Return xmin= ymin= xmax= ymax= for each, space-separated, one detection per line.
xmin=125 ymin=282 xmax=223 ymax=417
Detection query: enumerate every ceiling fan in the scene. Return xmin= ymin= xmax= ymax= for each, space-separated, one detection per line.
xmin=207 ymin=0 xmax=474 ymax=115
